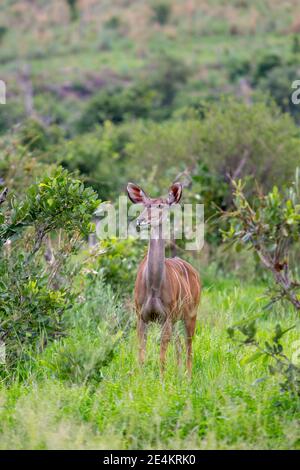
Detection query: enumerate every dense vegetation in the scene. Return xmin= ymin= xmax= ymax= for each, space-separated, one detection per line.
xmin=0 ymin=0 xmax=299 ymax=449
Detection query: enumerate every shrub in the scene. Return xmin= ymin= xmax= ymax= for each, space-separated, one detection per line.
xmin=96 ymin=237 xmax=145 ymax=294
xmin=223 ymin=173 xmax=300 ymax=310
xmin=1 ymin=167 xmax=99 ymax=248
xmin=40 ymin=277 xmax=132 ymax=385
xmin=77 ymin=84 xmax=156 ymax=132
xmin=152 ymin=3 xmax=171 ymax=25
xmin=66 ymin=0 xmax=78 ymax=22
xmin=292 ymin=35 xmax=300 ymax=55
xmin=257 ymin=65 xmax=300 ymax=123
xmin=198 ymin=99 xmax=300 ymax=193
xmin=0 ymin=167 xmax=99 ymax=373
xmin=77 ymin=56 xmax=189 ymax=131
xmin=191 ymin=162 xmax=229 ymax=245
xmin=61 ymin=122 xmax=132 ymax=199
xmin=0 ymin=259 xmax=68 ymax=371
xmin=223 ymin=173 xmax=300 ymax=395
xmin=144 ymin=55 xmax=189 ymax=120
xmin=227 ymin=51 xmax=300 ymax=123
xmin=0 ymin=26 xmax=7 ymax=43
xmin=19 ymin=119 xmax=50 ymax=152
xmin=0 ymin=136 xmax=56 ymax=198
xmin=0 ymin=101 xmax=25 ymax=135
xmin=126 ymin=99 xmax=300 ymax=196
xmin=253 ymin=52 xmax=282 ymax=83
xmin=105 ymin=16 xmax=121 ymax=29
xmin=19 ymin=119 xmax=64 ymax=153
xmin=227 ymin=57 xmax=252 ymax=81
xmin=34 ymin=91 xmax=79 ymax=128
xmin=125 ymin=119 xmax=202 ymax=193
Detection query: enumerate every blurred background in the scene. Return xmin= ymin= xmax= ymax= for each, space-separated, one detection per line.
xmin=1 ymin=1 xmax=300 ymax=194
xmin=1 ymin=1 xmax=300 ymax=268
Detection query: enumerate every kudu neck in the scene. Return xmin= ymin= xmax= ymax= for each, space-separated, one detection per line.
xmin=146 ymin=224 xmax=165 ymax=292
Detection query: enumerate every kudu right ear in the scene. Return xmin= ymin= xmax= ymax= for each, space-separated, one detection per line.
xmin=167 ymin=182 xmax=182 ymax=205
xmin=127 ymin=183 xmax=148 ymax=204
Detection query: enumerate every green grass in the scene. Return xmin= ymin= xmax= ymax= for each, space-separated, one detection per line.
xmin=0 ymin=276 xmax=299 ymax=449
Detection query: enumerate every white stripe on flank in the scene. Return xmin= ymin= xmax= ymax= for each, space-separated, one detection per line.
xmin=168 ymin=259 xmax=193 ymax=308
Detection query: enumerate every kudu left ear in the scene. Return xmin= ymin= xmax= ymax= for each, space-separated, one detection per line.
xmin=127 ymin=182 xmax=149 ymax=204
xmin=167 ymin=182 xmax=182 ymax=205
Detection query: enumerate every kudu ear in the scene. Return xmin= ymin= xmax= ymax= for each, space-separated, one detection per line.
xmin=127 ymin=183 xmax=148 ymax=204
xmin=167 ymin=182 xmax=182 ymax=205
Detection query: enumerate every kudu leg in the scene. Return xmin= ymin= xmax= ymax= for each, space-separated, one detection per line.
xmin=175 ymin=331 xmax=183 ymax=368
xmin=184 ymin=316 xmax=197 ymax=377
xmin=137 ymin=318 xmax=147 ymax=365
xmin=160 ymin=320 xmax=173 ymax=374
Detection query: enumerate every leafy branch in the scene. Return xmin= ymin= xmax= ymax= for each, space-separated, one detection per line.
xmin=0 ymin=168 xmax=100 ymax=372
xmin=0 ymin=167 xmax=99 ymax=254
xmin=222 ymin=170 xmax=300 ymax=310
xmin=222 ymin=169 xmax=300 ymax=395
xmin=228 ymin=321 xmax=300 ymax=396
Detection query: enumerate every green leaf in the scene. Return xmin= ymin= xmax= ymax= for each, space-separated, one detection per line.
xmin=241 ymin=351 xmax=263 ymax=365
xmin=227 ymin=327 xmax=235 ymax=339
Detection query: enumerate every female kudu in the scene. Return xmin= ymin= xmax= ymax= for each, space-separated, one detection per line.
xmin=127 ymin=182 xmax=201 ymax=375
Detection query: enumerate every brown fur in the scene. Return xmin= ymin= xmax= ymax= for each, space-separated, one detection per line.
xmin=135 ymin=252 xmax=201 ymax=375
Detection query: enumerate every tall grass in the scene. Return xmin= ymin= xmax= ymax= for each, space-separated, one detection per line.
xmin=0 ymin=275 xmax=299 ymax=449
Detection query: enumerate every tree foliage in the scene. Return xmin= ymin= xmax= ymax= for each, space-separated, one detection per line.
xmin=223 ymin=171 xmax=300 ymax=395
xmin=0 ymin=168 xmax=99 ymax=373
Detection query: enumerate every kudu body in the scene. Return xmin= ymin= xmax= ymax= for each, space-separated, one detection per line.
xmin=127 ymin=182 xmax=201 ymax=375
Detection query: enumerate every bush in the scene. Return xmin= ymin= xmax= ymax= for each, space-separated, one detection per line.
xmin=223 ymin=174 xmax=300 ymax=395
xmin=61 ymin=122 xmax=132 ymax=199
xmin=227 ymin=57 xmax=252 ymax=81
xmin=0 ymin=167 xmax=99 ymax=247
xmin=198 ymin=99 xmax=300 ymax=193
xmin=77 ymin=84 xmax=157 ymax=132
xmin=40 ymin=277 xmax=131 ymax=385
xmin=66 ymin=0 xmax=78 ymax=22
xmin=0 ymin=101 xmax=25 ymax=135
xmin=126 ymin=99 xmax=300 ymax=195
xmin=191 ymin=162 xmax=229 ymax=245
xmin=0 ymin=26 xmax=7 ymax=43
xmin=152 ymin=3 xmax=171 ymax=25
xmin=0 ymin=167 xmax=99 ymax=373
xmin=77 ymin=56 xmax=189 ymax=131
xmin=143 ymin=55 xmax=189 ymax=120
xmin=226 ymin=52 xmax=300 ymax=124
xmin=0 ymin=259 xmax=68 ymax=370
xmin=223 ymin=173 xmax=300 ymax=308
xmin=19 ymin=119 xmax=64 ymax=153
xmin=96 ymin=237 xmax=145 ymax=294
xmin=105 ymin=16 xmax=121 ymax=29
xmin=125 ymin=119 xmax=202 ymax=192
xmin=34 ymin=91 xmax=80 ymax=129
xmin=257 ymin=65 xmax=300 ymax=123
xmin=253 ymin=53 xmax=282 ymax=84
xmin=0 ymin=136 xmax=54 ymax=196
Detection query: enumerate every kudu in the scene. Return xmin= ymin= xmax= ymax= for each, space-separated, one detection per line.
xmin=127 ymin=182 xmax=201 ymax=375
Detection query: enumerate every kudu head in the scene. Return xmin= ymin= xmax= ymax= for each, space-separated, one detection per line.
xmin=127 ymin=182 xmax=182 ymax=231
